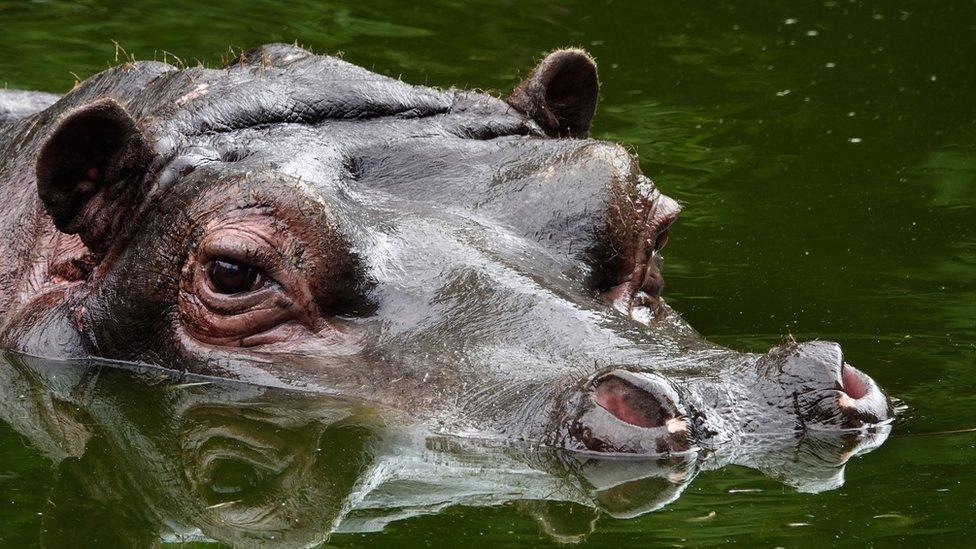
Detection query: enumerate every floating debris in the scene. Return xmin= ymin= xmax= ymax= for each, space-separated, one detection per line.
xmin=687 ymin=511 xmax=717 ymax=523
xmin=871 ymin=513 xmax=915 ymax=526
xmin=207 ymin=500 xmax=242 ymax=509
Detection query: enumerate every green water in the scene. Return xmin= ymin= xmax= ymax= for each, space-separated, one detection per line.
xmin=1 ymin=0 xmax=974 ymax=546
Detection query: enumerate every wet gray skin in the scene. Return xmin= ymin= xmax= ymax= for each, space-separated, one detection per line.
xmin=0 ymin=44 xmax=893 ymax=457
xmin=0 ymin=352 xmax=891 ymax=546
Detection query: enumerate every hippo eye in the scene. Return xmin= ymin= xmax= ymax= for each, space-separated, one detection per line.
xmin=207 ymin=259 xmax=265 ymax=294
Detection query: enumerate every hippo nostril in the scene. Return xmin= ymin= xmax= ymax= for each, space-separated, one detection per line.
xmin=841 ymin=363 xmax=869 ymax=400
xmin=592 ymin=371 xmax=682 ymax=431
xmin=572 ymin=370 xmax=695 ymax=454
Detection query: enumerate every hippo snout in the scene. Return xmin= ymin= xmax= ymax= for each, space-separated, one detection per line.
xmin=754 ymin=341 xmax=894 ymax=431
xmin=556 ymin=341 xmax=894 ymax=456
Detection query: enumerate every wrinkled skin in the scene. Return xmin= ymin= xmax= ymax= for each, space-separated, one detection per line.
xmin=0 ymin=44 xmax=893 ymax=456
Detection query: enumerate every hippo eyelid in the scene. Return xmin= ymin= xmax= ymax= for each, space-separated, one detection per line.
xmin=650 ymin=201 xmax=680 ymax=234
xmin=653 ymin=222 xmax=673 ymax=251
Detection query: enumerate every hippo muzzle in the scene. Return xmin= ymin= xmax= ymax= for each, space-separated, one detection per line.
xmin=558 ymin=341 xmax=893 ymax=455
xmin=749 ymin=341 xmax=894 ymax=430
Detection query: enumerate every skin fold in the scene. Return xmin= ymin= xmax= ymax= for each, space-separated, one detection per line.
xmin=0 ymin=43 xmax=893 ymax=456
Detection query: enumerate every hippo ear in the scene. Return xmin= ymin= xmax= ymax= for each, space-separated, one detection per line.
xmin=506 ymin=49 xmax=599 ymax=138
xmin=36 ymin=98 xmax=154 ymax=254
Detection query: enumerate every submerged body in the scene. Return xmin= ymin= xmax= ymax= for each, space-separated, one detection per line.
xmin=0 ymin=44 xmax=892 ymax=454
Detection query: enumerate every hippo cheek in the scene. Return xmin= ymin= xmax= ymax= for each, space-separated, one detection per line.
xmin=568 ymin=370 xmax=696 ymax=455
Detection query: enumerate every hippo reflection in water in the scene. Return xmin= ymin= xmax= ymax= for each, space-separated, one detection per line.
xmin=0 ymin=353 xmax=890 ymax=545
xmin=0 ymin=44 xmax=892 ymax=459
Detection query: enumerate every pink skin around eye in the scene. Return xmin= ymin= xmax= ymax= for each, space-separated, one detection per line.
xmin=601 ymin=194 xmax=679 ymax=315
xmin=178 ymin=222 xmax=320 ymax=347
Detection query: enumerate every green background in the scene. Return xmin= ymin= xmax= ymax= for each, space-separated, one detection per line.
xmin=1 ymin=0 xmax=974 ymax=546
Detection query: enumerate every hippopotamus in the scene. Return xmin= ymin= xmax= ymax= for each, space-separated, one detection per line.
xmin=0 ymin=44 xmax=893 ymax=456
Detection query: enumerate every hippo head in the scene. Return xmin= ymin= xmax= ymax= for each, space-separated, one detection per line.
xmin=28 ymin=44 xmax=892 ymax=455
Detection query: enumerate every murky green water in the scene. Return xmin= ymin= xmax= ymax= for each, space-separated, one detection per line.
xmin=1 ymin=0 xmax=974 ymax=546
